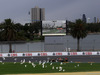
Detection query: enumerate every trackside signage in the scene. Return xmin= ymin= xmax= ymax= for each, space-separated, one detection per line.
xmin=11 ymin=53 xmax=17 ymax=57
xmin=0 ymin=54 xmax=2 ymax=57
xmin=40 ymin=53 xmax=47 ymax=56
xmin=83 ymin=52 xmax=92 ymax=55
xmin=25 ymin=53 xmax=32 ymax=56
xmin=70 ymin=52 xmax=77 ymax=55
xmin=56 ymin=52 xmax=62 ymax=56
xmin=0 ymin=52 xmax=100 ymax=57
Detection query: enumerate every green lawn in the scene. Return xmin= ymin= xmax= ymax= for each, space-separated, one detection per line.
xmin=0 ymin=62 xmax=100 ymax=74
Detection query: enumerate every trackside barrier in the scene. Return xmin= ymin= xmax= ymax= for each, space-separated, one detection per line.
xmin=0 ymin=54 xmax=2 ymax=57
xmin=0 ymin=52 xmax=100 ymax=57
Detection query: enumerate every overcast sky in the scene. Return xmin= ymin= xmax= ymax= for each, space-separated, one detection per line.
xmin=0 ymin=0 xmax=100 ymax=24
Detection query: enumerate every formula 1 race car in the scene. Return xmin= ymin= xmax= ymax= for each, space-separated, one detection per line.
xmin=49 ymin=57 xmax=68 ymax=62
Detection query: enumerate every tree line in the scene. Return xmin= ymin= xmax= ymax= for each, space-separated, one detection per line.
xmin=0 ymin=19 xmax=43 ymax=42
xmin=0 ymin=18 xmax=100 ymax=52
xmin=86 ymin=23 xmax=100 ymax=33
xmin=69 ymin=21 xmax=100 ymax=33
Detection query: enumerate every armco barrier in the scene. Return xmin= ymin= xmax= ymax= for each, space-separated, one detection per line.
xmin=0 ymin=52 xmax=100 ymax=57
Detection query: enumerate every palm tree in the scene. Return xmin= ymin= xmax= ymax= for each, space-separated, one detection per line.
xmin=70 ymin=19 xmax=87 ymax=51
xmin=1 ymin=19 xmax=17 ymax=53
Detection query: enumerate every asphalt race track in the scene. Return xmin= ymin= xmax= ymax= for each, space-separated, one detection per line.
xmin=67 ymin=55 xmax=100 ymax=63
xmin=0 ymin=55 xmax=100 ymax=63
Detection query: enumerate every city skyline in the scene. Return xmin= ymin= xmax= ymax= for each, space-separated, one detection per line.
xmin=0 ymin=0 xmax=100 ymax=24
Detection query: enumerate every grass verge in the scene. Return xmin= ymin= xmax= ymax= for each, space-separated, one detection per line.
xmin=0 ymin=62 xmax=100 ymax=74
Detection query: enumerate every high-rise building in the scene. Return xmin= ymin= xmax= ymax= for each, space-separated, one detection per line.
xmin=31 ymin=6 xmax=45 ymax=23
xmin=94 ymin=17 xmax=96 ymax=23
xmin=87 ymin=18 xmax=90 ymax=23
xmin=97 ymin=18 xmax=99 ymax=23
xmin=82 ymin=14 xmax=87 ymax=23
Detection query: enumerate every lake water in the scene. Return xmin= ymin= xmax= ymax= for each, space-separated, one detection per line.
xmin=0 ymin=34 xmax=100 ymax=53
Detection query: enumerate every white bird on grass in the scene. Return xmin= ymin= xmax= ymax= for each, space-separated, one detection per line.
xmin=29 ymin=60 xmax=31 ymax=64
xmin=60 ymin=62 xmax=63 ymax=65
xmin=25 ymin=65 xmax=27 ymax=67
xmin=0 ymin=61 xmax=2 ymax=63
xmin=42 ymin=64 xmax=45 ymax=68
xmin=50 ymin=63 xmax=52 ymax=65
xmin=39 ymin=61 xmax=42 ymax=65
xmin=77 ymin=64 xmax=79 ymax=67
xmin=2 ymin=57 xmax=5 ymax=60
xmin=52 ymin=66 xmax=54 ymax=69
xmin=59 ymin=66 xmax=62 ymax=71
xmin=63 ymin=69 xmax=65 ymax=72
xmin=14 ymin=62 xmax=16 ymax=64
xmin=56 ymin=67 xmax=58 ymax=69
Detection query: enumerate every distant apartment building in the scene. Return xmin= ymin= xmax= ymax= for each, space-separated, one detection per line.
xmin=97 ymin=18 xmax=99 ymax=23
xmin=31 ymin=6 xmax=45 ymax=23
xmin=94 ymin=17 xmax=96 ymax=23
xmin=87 ymin=18 xmax=90 ymax=23
xmin=82 ymin=14 xmax=87 ymax=23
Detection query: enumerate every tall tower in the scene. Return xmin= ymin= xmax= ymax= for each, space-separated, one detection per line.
xmin=87 ymin=18 xmax=90 ymax=23
xmin=97 ymin=18 xmax=99 ymax=23
xmin=82 ymin=14 xmax=87 ymax=23
xmin=31 ymin=6 xmax=45 ymax=23
xmin=94 ymin=17 xmax=96 ymax=23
